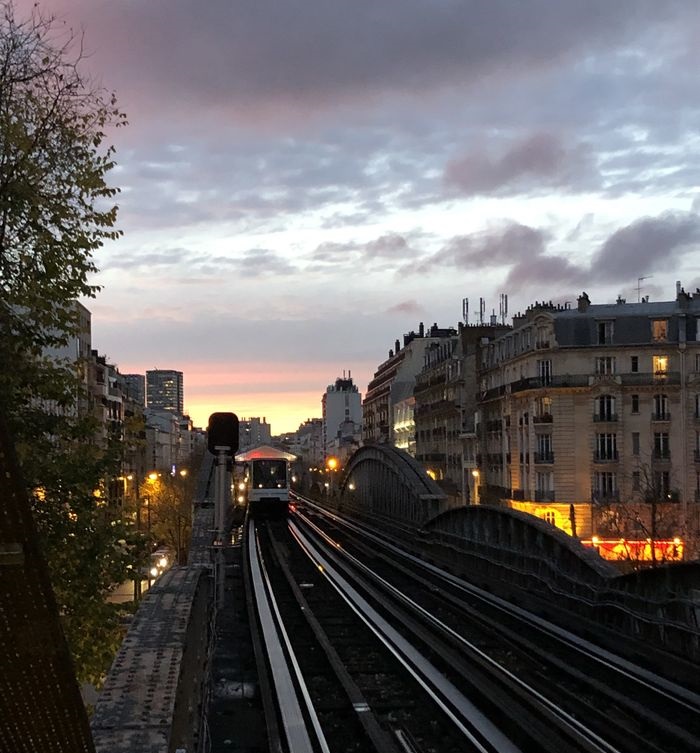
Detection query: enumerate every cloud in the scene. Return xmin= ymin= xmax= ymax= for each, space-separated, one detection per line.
xmin=386 ymin=300 xmax=424 ymax=316
xmin=42 ymin=0 xmax=688 ymax=120
xmin=428 ymin=223 xmax=548 ymax=272
xmin=590 ymin=211 xmax=700 ymax=281
xmin=445 ymin=133 xmax=597 ymax=196
xmin=364 ymin=234 xmax=414 ymax=259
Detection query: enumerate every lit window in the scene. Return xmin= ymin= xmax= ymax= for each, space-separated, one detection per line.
xmin=653 ymin=355 xmax=668 ymax=375
xmin=652 ymin=320 xmax=668 ymax=342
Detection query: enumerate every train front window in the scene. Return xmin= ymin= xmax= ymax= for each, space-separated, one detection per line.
xmin=252 ymin=460 xmax=287 ymax=489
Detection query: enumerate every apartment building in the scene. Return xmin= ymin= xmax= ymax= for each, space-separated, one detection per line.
xmin=363 ymin=322 xmax=457 ymax=445
xmin=322 ymin=374 xmax=362 ymax=457
xmin=474 ymin=286 xmax=700 ymax=546
xmin=146 ymin=369 xmax=184 ymax=415
xmin=414 ymin=322 xmax=510 ymax=502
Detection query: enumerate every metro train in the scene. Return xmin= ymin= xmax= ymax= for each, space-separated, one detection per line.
xmin=235 ymin=445 xmax=296 ymax=517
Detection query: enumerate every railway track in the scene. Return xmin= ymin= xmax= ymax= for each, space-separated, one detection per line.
xmin=290 ymin=498 xmax=700 ymax=753
xmin=243 ymin=503 xmax=700 ymax=753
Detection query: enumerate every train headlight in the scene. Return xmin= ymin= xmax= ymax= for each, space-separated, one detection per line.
xmin=237 ymin=495 xmax=245 ymax=503
xmin=150 ymin=567 xmax=159 ymax=578
xmin=238 ymin=482 xmax=245 ymax=491
xmin=159 ymin=556 xmax=168 ymax=568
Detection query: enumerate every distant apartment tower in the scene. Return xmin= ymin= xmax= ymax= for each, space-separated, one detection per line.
xmin=122 ymin=374 xmax=146 ymax=406
xmin=239 ymin=417 xmax=272 ymax=451
xmin=146 ymin=369 xmax=184 ymax=415
xmin=322 ymin=374 xmax=362 ymax=456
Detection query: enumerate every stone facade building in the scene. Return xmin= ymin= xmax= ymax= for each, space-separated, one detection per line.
xmin=474 ymin=286 xmax=700 ymax=551
xmin=363 ymin=322 xmax=457 ymax=446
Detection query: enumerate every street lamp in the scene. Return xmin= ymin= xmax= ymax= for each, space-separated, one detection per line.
xmin=471 ymin=469 xmax=480 ymax=505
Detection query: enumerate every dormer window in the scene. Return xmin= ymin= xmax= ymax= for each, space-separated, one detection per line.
xmin=652 ymin=320 xmax=668 ymax=342
xmin=597 ymin=320 xmax=614 ymax=344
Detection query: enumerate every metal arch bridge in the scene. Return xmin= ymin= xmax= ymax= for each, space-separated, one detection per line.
xmin=337 ymin=444 xmax=614 ymax=584
xmin=338 ymin=444 xmax=450 ymax=526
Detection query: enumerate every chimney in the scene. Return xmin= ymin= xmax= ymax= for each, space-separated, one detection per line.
xmin=389 ymin=349 xmax=394 ymax=358
xmin=395 ymin=339 xmax=400 ymax=353
xmin=577 ymin=292 xmax=590 ymax=312
xmin=418 ymin=321 xmax=425 ymax=337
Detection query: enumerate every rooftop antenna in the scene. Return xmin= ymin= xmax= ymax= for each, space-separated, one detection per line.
xmin=636 ymin=276 xmax=652 ymax=303
xmin=499 ymin=293 xmax=508 ymax=324
xmin=462 ymin=297 xmax=469 ymax=325
xmin=479 ymin=297 xmax=485 ymax=325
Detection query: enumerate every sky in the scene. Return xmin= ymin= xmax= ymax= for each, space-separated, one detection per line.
xmin=20 ymin=1 xmax=700 ymax=432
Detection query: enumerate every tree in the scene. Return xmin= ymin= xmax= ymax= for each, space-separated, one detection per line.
xmin=0 ymin=2 xmax=124 ymax=364
xmin=141 ymin=468 xmax=196 ymax=566
xmin=0 ymin=1 xmax=130 ymax=684
xmin=593 ymin=460 xmax=682 ymax=568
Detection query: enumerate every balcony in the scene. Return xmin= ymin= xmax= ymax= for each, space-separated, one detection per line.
xmin=593 ymin=413 xmax=618 ymax=422
xmin=532 ymin=413 xmax=553 ymax=424
xmin=534 ymin=490 xmax=555 ymax=502
xmin=651 ymin=412 xmax=671 ymax=422
xmin=653 ymin=451 xmax=671 ymax=461
xmin=591 ymin=491 xmax=620 ymax=504
xmin=620 ymin=371 xmax=680 ymax=386
xmin=593 ymin=452 xmax=619 ymax=462
xmin=534 ymin=452 xmax=554 ymax=464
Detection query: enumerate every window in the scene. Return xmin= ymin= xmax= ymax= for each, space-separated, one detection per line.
xmin=654 ymin=471 xmax=671 ymax=497
xmin=537 ymin=359 xmax=552 ymax=385
xmin=595 ymin=433 xmax=617 ymax=460
xmin=595 ymin=394 xmax=616 ymax=421
xmin=632 ymin=471 xmax=640 ymax=491
xmin=631 ymin=356 xmax=638 ymax=373
xmin=536 ymin=471 xmax=553 ymax=491
xmin=653 ymin=355 xmax=669 ymax=375
xmin=696 ymin=353 xmax=700 ymax=372
xmin=695 ymin=394 xmax=700 ymax=419
xmin=542 ymin=510 xmax=556 ymax=525
xmin=653 ymin=394 xmax=669 ymax=420
xmin=535 ymin=396 xmax=552 ymax=418
xmin=595 ymin=356 xmax=616 ymax=375
xmin=597 ymin=320 xmax=614 ymax=344
xmin=654 ymin=432 xmax=670 ymax=459
xmin=632 ymin=432 xmax=640 ymax=456
xmin=631 ymin=394 xmax=640 ymax=413
xmin=594 ymin=471 xmax=617 ymax=496
xmin=536 ymin=434 xmax=552 ymax=461
xmin=652 ymin=320 xmax=668 ymax=342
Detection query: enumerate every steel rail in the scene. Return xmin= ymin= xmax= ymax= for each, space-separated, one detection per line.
xmin=246 ymin=520 xmax=330 ymax=753
xmin=297 ymin=496 xmax=700 ymax=713
xmin=293 ymin=513 xmax=624 ymax=753
xmin=288 ymin=519 xmax=525 ymax=753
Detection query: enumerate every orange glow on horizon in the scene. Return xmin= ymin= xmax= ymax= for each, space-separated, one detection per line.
xmin=115 ymin=359 xmax=375 ymax=436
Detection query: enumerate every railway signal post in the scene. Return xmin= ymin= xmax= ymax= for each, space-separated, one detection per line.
xmin=207 ymin=412 xmax=239 ymax=609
